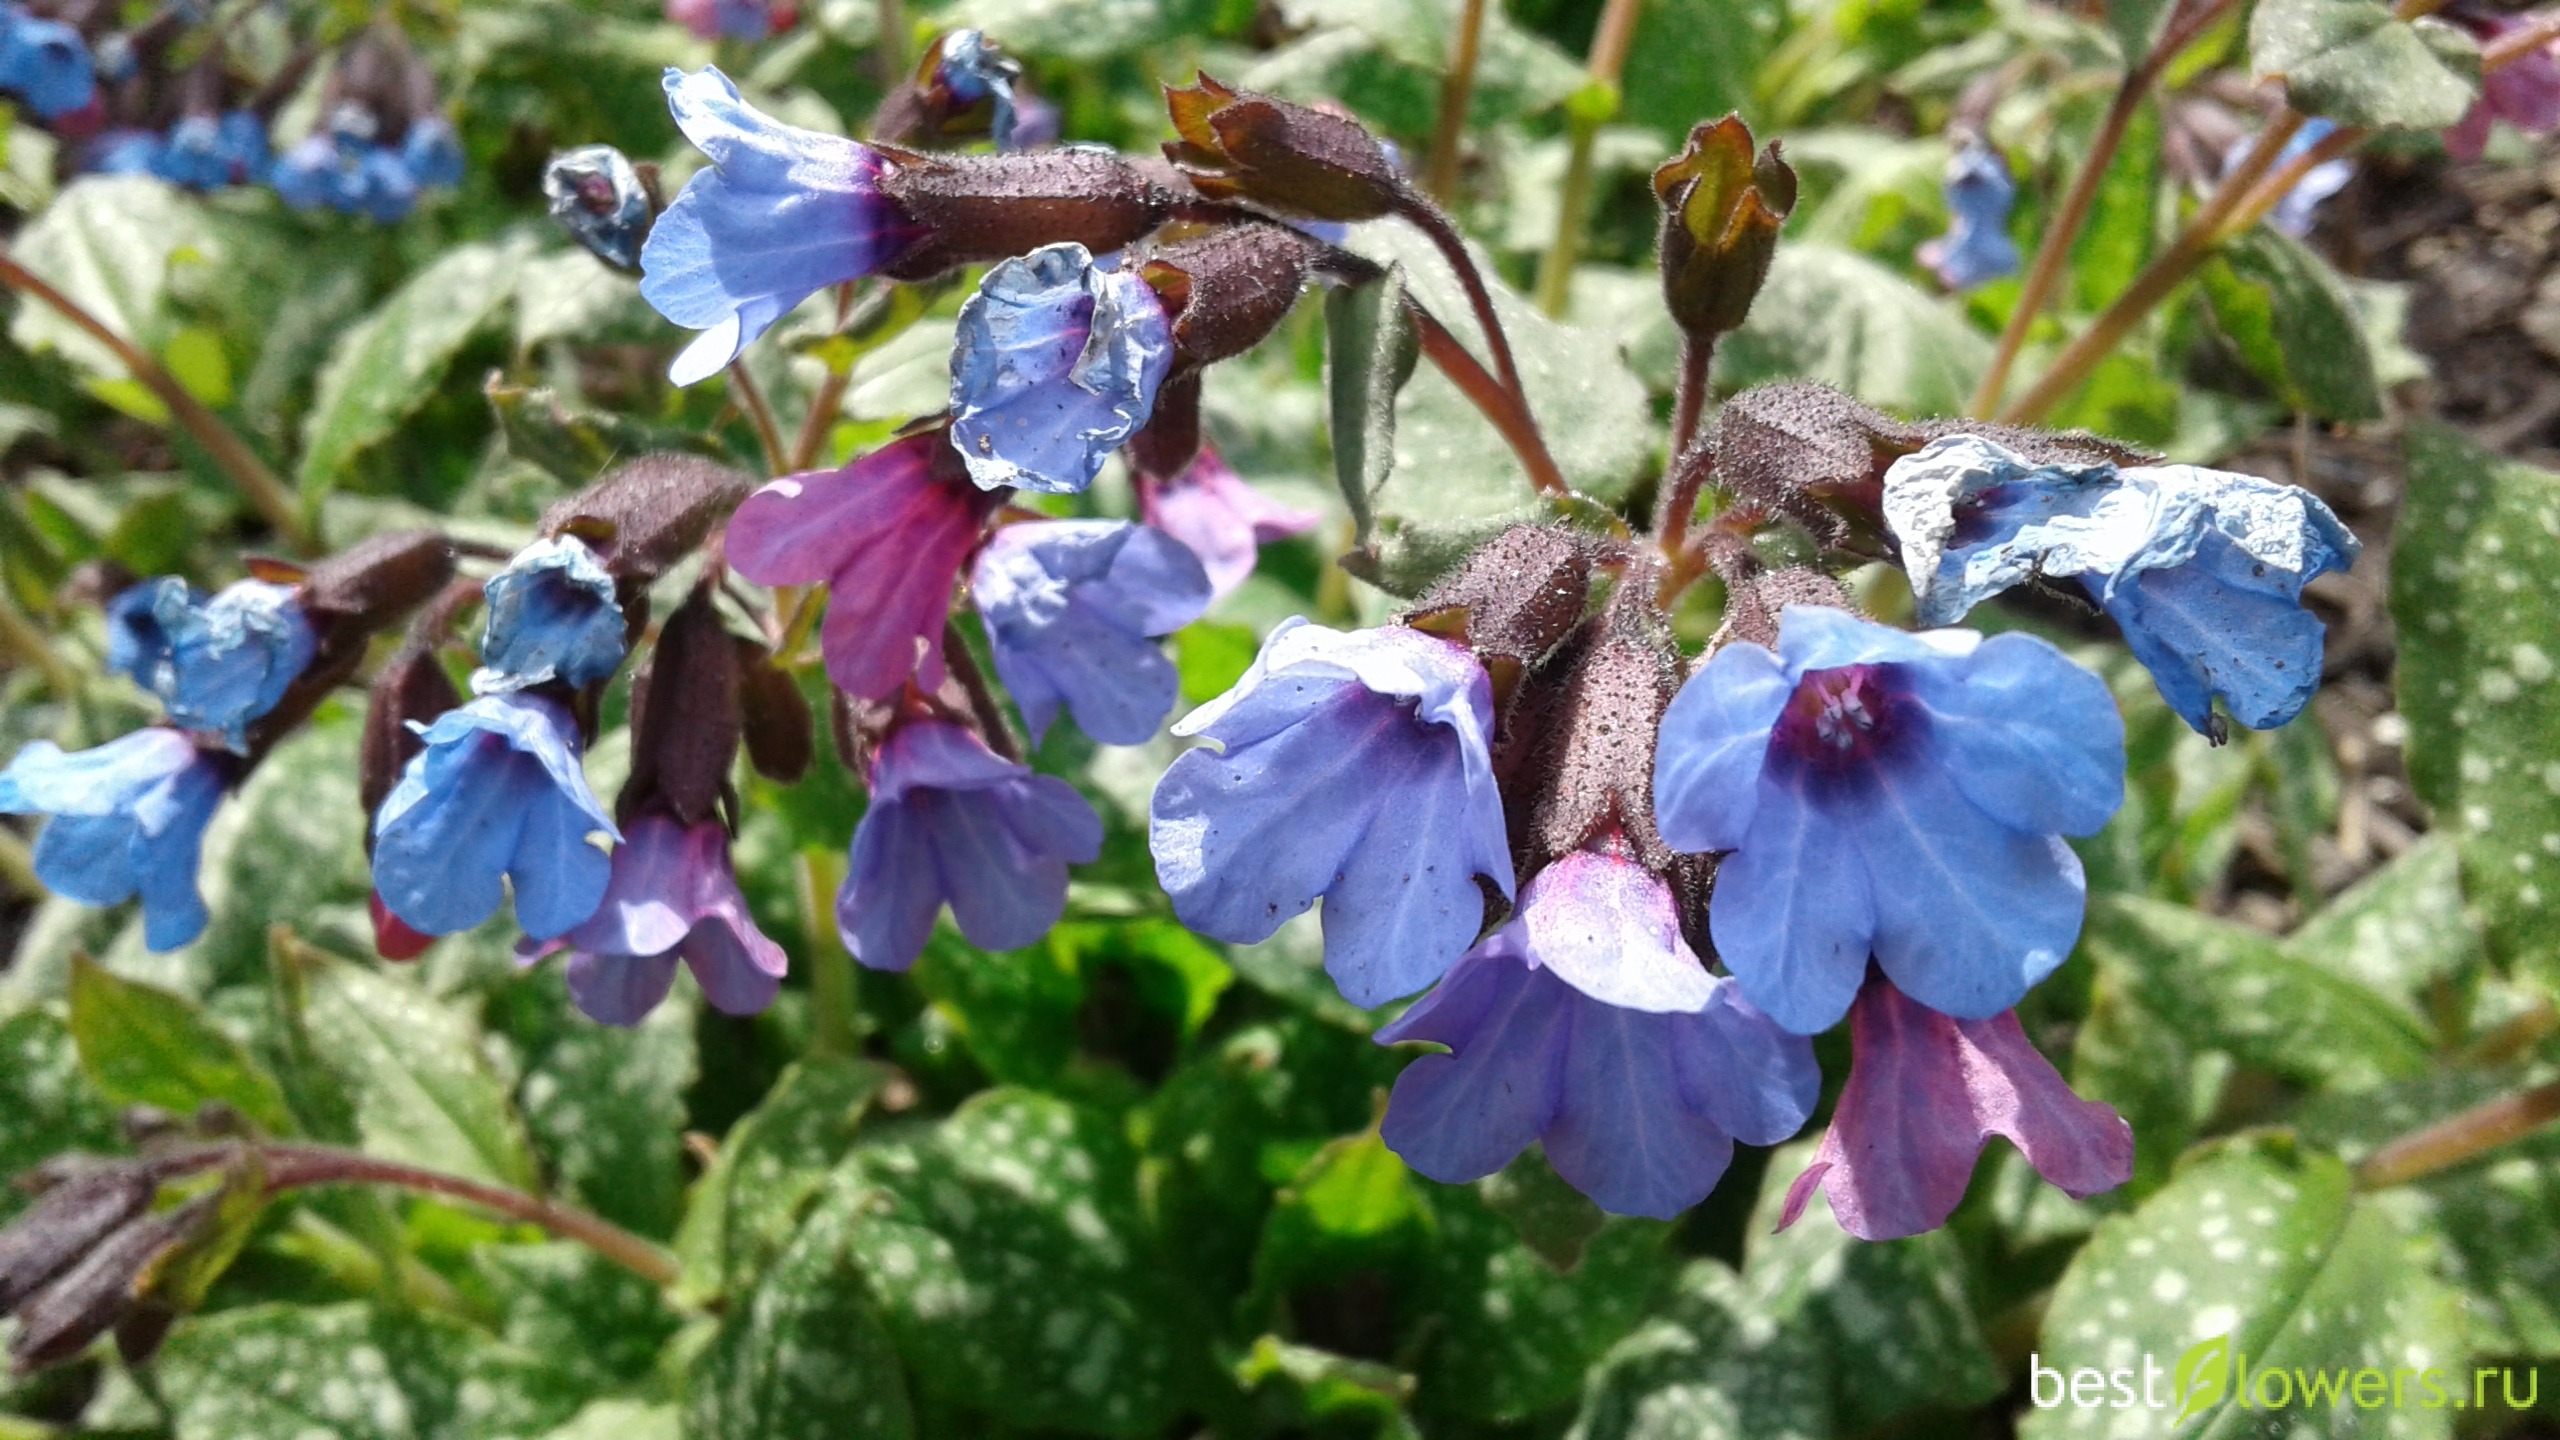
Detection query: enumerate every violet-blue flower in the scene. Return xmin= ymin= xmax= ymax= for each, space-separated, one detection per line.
xmin=935 ymin=30 xmax=1022 ymax=148
xmin=474 ymin=536 xmax=628 ymax=693
xmin=1379 ymin=849 xmax=1818 ymax=1218
xmin=1778 ymin=972 xmax=2131 ymax=1240
xmin=1137 ymin=444 xmax=1321 ymax=600
xmin=1882 ymin=433 xmax=2358 ymax=733
xmin=371 ymin=692 xmax=620 ymax=941
xmin=1150 ymin=618 xmax=1512 ymax=1008
xmin=640 ymin=67 xmax=922 ymax=386
xmin=155 ymin=112 xmax=268 ymax=190
xmin=1917 ymin=138 xmax=2018 ymax=291
xmin=107 ymin=577 xmax=316 ymax=750
xmin=972 ymin=519 xmax=1212 ymax=746
xmin=948 ymin=242 xmax=1174 ymax=495
xmin=0 ymin=729 xmax=226 ymax=952
xmin=837 ymin=720 xmax=1102 ymax=971
xmin=1653 ymin=605 xmax=2123 ymax=1035
xmin=271 ymin=132 xmax=422 ymax=221
xmin=544 ymin=144 xmax=653 ymax=270
xmin=521 ymin=814 xmax=787 ymax=1026
xmin=401 ymin=116 xmax=465 ymax=191
xmin=0 ymin=6 xmax=96 ymax=120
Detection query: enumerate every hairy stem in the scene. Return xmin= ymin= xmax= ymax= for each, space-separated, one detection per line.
xmin=0 ymin=252 xmax=314 ymax=555
xmin=1668 ymin=333 xmax=1713 ymax=458
xmin=1655 ymin=438 xmax=1712 ymax=557
xmin=254 ymin=1143 xmax=679 ymax=1286
xmin=2356 ymin=1079 xmax=2560 ymax=1191
xmin=798 ymin=847 xmax=858 ymax=1058
xmin=1534 ymin=0 xmax=1645 ymax=316
xmin=1397 ymin=197 xmax=1532 ymax=411
xmin=1424 ymin=0 xmax=1492 ymax=203
xmin=1406 ymin=299 xmax=1569 ymax=496
xmin=1970 ymin=0 xmax=2240 ymax=417
xmin=727 ymin=360 xmax=789 ymax=477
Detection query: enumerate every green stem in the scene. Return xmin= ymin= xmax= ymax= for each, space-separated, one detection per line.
xmin=728 ymin=360 xmax=788 ymax=477
xmin=2356 ymin=1079 xmax=2560 ymax=1190
xmin=1533 ymin=0 xmax=1644 ymax=316
xmin=0 ymin=825 xmax=37 ymax=899
xmin=798 ymin=846 xmax=857 ymax=1060
xmin=1423 ymin=0 xmax=1492 ymax=203
xmin=0 ymin=251 xmax=315 ymax=555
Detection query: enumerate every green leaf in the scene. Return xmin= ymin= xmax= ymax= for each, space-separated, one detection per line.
xmin=2391 ymin=425 xmax=2560 ymax=984
xmin=488 ymin=379 xmax=731 ymax=488
xmin=672 ymin=1055 xmax=892 ymax=1304
xmin=181 ymin=718 xmax=374 ymax=991
xmin=297 ymin=235 xmax=533 ymax=501
xmin=1570 ymin=1259 xmax=1832 ymax=1440
xmin=482 ymin=1243 xmax=683 ymax=1395
xmin=155 ymin=1302 xmax=588 ymax=1440
xmin=828 ymin=1088 xmax=1207 ymax=1435
xmin=544 ymin=1401 xmax=680 ymax=1440
xmin=2200 ymin=226 xmax=2380 ymax=422
xmin=1248 ymin=1127 xmax=1436 ymax=1320
xmin=1744 ymin=1145 xmax=2005 ymax=1429
xmin=509 ymin=969 xmax=697 ymax=1238
xmin=1323 ymin=261 xmax=1420 ymax=545
xmin=1620 ymin=0 xmax=1788 ymax=137
xmin=1718 ymin=243 xmax=1991 ymax=416
xmin=67 ymin=958 xmax=294 ymax=1134
xmin=2022 ymin=1135 xmax=2465 ymax=1440
xmin=2107 ymin=0 xmax=2178 ymax=63
xmin=296 ymin=947 xmax=540 ymax=1190
xmin=2249 ymin=0 xmax=2481 ymax=129
xmin=1415 ymin=1189 xmax=1671 ymax=1423
xmin=0 ymin=1010 xmax=121 ymax=1218
xmin=4 ymin=176 xmax=212 ymax=380
xmin=1232 ymin=1335 xmax=1416 ymax=1429
xmin=684 ymin=1182 xmax=916 ymax=1440
xmin=2081 ymin=895 xmax=2435 ymax=1091
xmin=2283 ymin=837 xmax=2481 ymax=1018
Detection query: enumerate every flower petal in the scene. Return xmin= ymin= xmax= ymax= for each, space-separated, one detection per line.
xmin=565 ymin=951 xmax=683 ymax=1028
xmin=1708 ymin=765 xmax=1875 ymax=1035
xmin=1901 ymin=632 xmax=2124 ymax=837
xmin=1377 ymin=934 xmax=1567 ymax=1186
xmin=1653 ymin=639 xmax=1791 ymax=853
xmin=1515 ymin=850 xmax=1715 ymax=1014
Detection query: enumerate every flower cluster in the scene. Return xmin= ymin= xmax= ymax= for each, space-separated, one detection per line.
xmin=0 ymin=2 xmax=96 ymax=122
xmin=268 ymin=31 xmax=465 ymax=222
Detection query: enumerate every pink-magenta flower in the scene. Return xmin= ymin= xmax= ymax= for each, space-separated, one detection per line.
xmin=522 ymin=813 xmax=787 ymax=1027
xmin=1137 ymin=445 xmax=1320 ymax=600
xmin=1778 ymin=973 xmax=2132 ymax=1240
xmin=725 ymin=431 xmax=1000 ymax=701
xmin=2448 ymin=10 xmax=2560 ymax=160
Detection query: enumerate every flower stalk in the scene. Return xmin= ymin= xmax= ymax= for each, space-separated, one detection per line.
xmin=1425 ymin=0 xmax=1492 ymax=203
xmin=727 ymin=360 xmax=789 ymax=476
xmin=1534 ymin=0 xmax=1645 ymax=316
xmin=2356 ymin=1078 xmax=2560 ymax=1190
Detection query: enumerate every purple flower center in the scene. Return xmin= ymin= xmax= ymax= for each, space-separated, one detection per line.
xmin=1770 ymin=664 xmax=1909 ymax=773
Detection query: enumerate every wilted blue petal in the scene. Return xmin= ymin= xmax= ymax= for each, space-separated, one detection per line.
xmin=474 ymin=536 xmax=628 ymax=692
xmin=372 ymin=694 xmax=618 ymax=939
xmin=0 ymin=729 xmax=225 ymax=951
xmin=110 ymin=578 xmax=316 ymax=749
xmin=936 ymin=30 xmax=1021 ymax=148
xmin=974 ymin=519 xmax=1211 ymax=745
xmin=1881 ymin=433 xmax=2356 ymax=731
xmin=544 ymin=144 xmax=653 ymax=270
xmin=949 ymin=243 xmax=1174 ymax=495
xmin=641 ymin=67 xmax=919 ymax=386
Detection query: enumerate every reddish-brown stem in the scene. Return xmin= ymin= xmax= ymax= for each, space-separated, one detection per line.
xmin=1971 ymin=0 xmax=2241 ymax=417
xmin=1668 ymin=334 xmax=1713 ymax=458
xmin=2356 ymin=1079 xmax=2560 ymax=1190
xmin=1395 ymin=196 xmax=1533 ymax=413
xmin=1425 ymin=0 xmax=1492 ymax=203
xmin=727 ymin=360 xmax=788 ymax=477
xmin=1655 ymin=440 xmax=1711 ymax=557
xmin=0 ymin=251 xmax=314 ymax=554
xmin=1406 ymin=299 xmax=1569 ymax=497
xmin=240 ymin=1143 xmax=677 ymax=1285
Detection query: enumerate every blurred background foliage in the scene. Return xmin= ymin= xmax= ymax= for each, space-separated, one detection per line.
xmin=2 ymin=0 xmax=2559 ymax=1435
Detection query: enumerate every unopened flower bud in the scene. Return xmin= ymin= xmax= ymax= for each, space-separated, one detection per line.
xmin=293 ymin=530 xmax=459 ymax=634
xmin=1139 ymin=222 xmax=1332 ymax=372
xmin=1164 ymin=74 xmax=1407 ymax=221
xmin=873 ymin=29 xmax=1025 ymax=149
xmin=622 ymin=586 xmax=742 ymax=827
xmin=359 ymin=642 xmax=462 ymax=832
xmin=543 ymin=144 xmax=654 ymax=270
xmin=874 ymin=148 xmax=1178 ymax=281
xmin=736 ymin=638 xmax=813 ymax=784
xmin=0 ymin=1167 xmax=156 ymax=1313
xmin=9 ymin=1193 xmax=213 ymax=1372
xmin=1402 ymin=525 xmax=1594 ymax=680
xmin=537 ymin=453 xmax=756 ymax=586
xmin=1715 ymin=565 xmax=1854 ymax=652
xmin=1655 ymin=115 xmax=1796 ymax=340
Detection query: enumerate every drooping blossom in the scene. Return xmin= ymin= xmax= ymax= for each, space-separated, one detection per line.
xmin=837 ymin=720 xmax=1102 ymax=971
xmin=948 ymin=242 xmax=1174 ymax=495
xmin=107 ymin=578 xmax=316 ymax=751
xmin=2447 ymin=9 xmax=2560 ymax=160
xmin=1151 ymin=618 xmax=1512 ymax=1008
xmin=1778 ymin=973 xmax=2132 ymax=1240
xmin=1881 ymin=433 xmax=2357 ymax=733
xmin=640 ymin=66 xmax=921 ymax=385
xmin=2229 ymin=118 xmax=2351 ymax=237
xmin=931 ymin=29 xmax=1023 ymax=148
xmin=971 ymin=519 xmax=1212 ymax=746
xmin=1917 ymin=138 xmax=2018 ymax=291
xmin=0 ymin=5 xmax=95 ymax=120
xmin=474 ymin=536 xmax=628 ymax=693
xmin=520 ymin=814 xmax=786 ymax=1026
xmin=544 ymin=144 xmax=653 ymax=269
xmin=1379 ymin=848 xmax=1819 ymax=1218
xmin=103 ymin=112 xmax=269 ymax=190
xmin=1653 ymin=605 xmax=2123 ymax=1036
xmin=370 ymin=693 xmax=619 ymax=940
xmin=724 ymin=431 xmax=998 ymax=701
xmin=1137 ymin=445 xmax=1321 ymax=599
xmin=0 ymin=729 xmax=227 ymax=952
xmin=271 ymin=129 xmax=426 ymax=221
